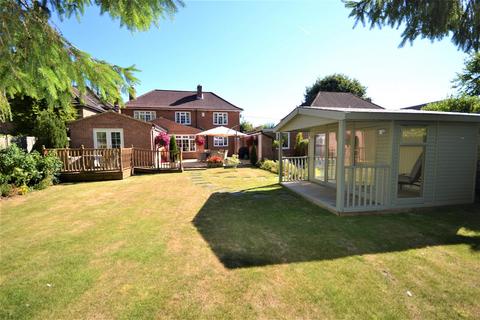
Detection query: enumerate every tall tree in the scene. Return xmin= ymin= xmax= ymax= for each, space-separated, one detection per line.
xmin=454 ymin=52 xmax=480 ymax=96
xmin=345 ymin=0 xmax=480 ymax=52
xmin=302 ymin=73 xmax=368 ymax=106
xmin=0 ymin=0 xmax=183 ymax=122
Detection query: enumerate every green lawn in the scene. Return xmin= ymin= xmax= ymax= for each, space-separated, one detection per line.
xmin=1 ymin=168 xmax=479 ymax=319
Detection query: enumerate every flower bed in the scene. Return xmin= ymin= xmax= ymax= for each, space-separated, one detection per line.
xmin=206 ymin=155 xmax=223 ymax=168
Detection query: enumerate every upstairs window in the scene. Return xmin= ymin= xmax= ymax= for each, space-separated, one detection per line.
xmin=134 ymin=111 xmax=156 ymax=121
xmin=213 ymin=112 xmax=228 ymax=125
xmin=175 ymin=112 xmax=191 ymax=125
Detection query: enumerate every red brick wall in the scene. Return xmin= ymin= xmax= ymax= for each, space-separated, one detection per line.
xmin=122 ymin=108 xmax=241 ymax=156
xmin=122 ymin=108 xmax=240 ymax=131
xmin=69 ymin=112 xmax=153 ymax=149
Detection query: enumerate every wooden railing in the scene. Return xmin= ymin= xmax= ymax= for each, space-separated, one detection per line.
xmin=132 ymin=148 xmax=182 ymax=170
xmin=51 ymin=147 xmax=121 ymax=172
xmin=344 ymin=165 xmax=389 ymax=211
xmin=281 ymin=156 xmax=309 ymax=182
xmin=47 ymin=147 xmax=182 ymax=173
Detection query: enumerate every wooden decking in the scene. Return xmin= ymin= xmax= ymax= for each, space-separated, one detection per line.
xmin=46 ymin=147 xmax=183 ymax=181
xmin=282 ymin=181 xmax=338 ymax=214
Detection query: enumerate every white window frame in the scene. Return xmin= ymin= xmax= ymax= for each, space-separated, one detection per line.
xmin=175 ymin=135 xmax=196 ymax=152
xmin=276 ymin=132 xmax=290 ymax=149
xmin=175 ymin=111 xmax=191 ymax=125
xmin=213 ymin=136 xmax=228 ymax=147
xmin=213 ymin=112 xmax=228 ymax=125
xmin=93 ymin=128 xmax=124 ymax=148
xmin=133 ymin=110 xmax=156 ymax=121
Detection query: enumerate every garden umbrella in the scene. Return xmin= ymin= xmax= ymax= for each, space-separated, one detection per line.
xmin=196 ymin=126 xmax=247 ymax=154
xmin=195 ymin=126 xmax=247 ymax=137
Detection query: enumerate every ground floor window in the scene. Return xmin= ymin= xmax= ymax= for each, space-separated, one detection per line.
xmin=213 ymin=136 xmax=228 ymax=147
xmin=93 ymin=129 xmax=124 ymax=148
xmin=175 ymin=135 xmax=196 ymax=152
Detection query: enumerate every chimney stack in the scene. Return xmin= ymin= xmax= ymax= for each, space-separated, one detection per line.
xmin=196 ymin=84 xmax=203 ymax=100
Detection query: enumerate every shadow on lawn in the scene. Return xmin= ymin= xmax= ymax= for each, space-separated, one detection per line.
xmin=192 ymin=186 xmax=480 ymax=269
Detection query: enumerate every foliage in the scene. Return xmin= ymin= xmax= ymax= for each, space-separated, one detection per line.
xmin=195 ymin=135 xmax=205 ymax=146
xmin=454 ymin=52 xmax=480 ymax=96
xmin=422 ymin=95 xmax=480 ymax=113
xmin=32 ymin=110 xmax=69 ymax=148
xmin=260 ymin=123 xmax=276 ymax=129
xmin=238 ymin=146 xmax=249 ymax=160
xmin=240 ymin=119 xmax=254 ymax=133
xmin=225 ymin=154 xmax=240 ymax=168
xmin=345 ymin=0 xmax=480 ymax=52
xmin=207 ymin=155 xmax=223 ymax=167
xmin=0 ymin=144 xmax=62 ymax=196
xmin=155 ymin=132 xmax=170 ymax=148
xmin=250 ymin=144 xmax=258 ymax=165
xmin=302 ymin=74 xmax=368 ymax=106
xmin=0 ymin=183 xmax=14 ymax=197
xmin=294 ymin=132 xmax=309 ymax=156
xmin=169 ymin=135 xmax=179 ymax=161
xmin=0 ymin=0 xmax=183 ymax=122
xmin=259 ymin=159 xmax=278 ymax=174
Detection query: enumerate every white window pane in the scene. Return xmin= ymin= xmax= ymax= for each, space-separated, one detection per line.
xmin=96 ymin=132 xmax=107 ymax=148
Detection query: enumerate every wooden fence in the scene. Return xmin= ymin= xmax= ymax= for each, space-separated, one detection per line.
xmin=46 ymin=146 xmax=182 ymax=173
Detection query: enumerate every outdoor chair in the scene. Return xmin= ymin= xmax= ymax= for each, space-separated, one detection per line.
xmin=398 ymin=153 xmax=423 ymax=189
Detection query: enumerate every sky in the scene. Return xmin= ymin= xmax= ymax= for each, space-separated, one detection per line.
xmin=52 ymin=0 xmax=467 ymax=125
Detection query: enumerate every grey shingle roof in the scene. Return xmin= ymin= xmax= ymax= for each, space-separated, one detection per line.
xmin=311 ymin=91 xmax=384 ymax=109
xmin=125 ymin=90 xmax=242 ymax=111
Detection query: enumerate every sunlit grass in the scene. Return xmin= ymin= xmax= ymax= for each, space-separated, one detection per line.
xmin=1 ymin=168 xmax=479 ymax=319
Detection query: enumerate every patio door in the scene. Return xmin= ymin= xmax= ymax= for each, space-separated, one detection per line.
xmin=313 ymin=133 xmax=326 ymax=182
xmin=313 ymin=131 xmax=337 ymax=185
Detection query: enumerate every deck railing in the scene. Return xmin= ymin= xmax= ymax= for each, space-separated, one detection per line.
xmin=51 ymin=147 xmax=121 ymax=172
xmin=281 ymin=156 xmax=309 ymax=182
xmin=132 ymin=148 xmax=182 ymax=170
xmin=47 ymin=147 xmax=182 ymax=173
xmin=344 ymin=164 xmax=390 ymax=211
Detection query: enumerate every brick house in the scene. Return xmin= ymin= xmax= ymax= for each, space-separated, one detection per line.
xmin=69 ymin=111 xmax=165 ymax=149
xmin=123 ymin=85 xmax=243 ymax=157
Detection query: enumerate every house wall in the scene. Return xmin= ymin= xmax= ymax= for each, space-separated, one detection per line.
xmin=69 ymin=112 xmax=154 ymax=149
xmin=122 ymin=108 xmax=240 ymax=155
xmin=122 ymin=109 xmax=240 ymax=131
xmin=432 ymin=122 xmax=478 ymax=205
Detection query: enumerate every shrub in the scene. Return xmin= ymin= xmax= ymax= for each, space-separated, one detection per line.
xmin=0 ymin=144 xmax=61 ymax=196
xmin=260 ymin=159 xmax=279 ymax=174
xmin=238 ymin=146 xmax=249 ymax=160
xmin=225 ymin=154 xmax=240 ymax=168
xmin=294 ymin=132 xmax=309 ymax=156
xmin=250 ymin=144 xmax=258 ymax=165
xmin=0 ymin=184 xmax=14 ymax=197
xmin=33 ymin=110 xmax=68 ymax=149
xmin=169 ymin=135 xmax=179 ymax=161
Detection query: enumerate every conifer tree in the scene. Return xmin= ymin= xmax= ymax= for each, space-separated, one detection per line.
xmin=0 ymin=0 xmax=183 ymax=122
xmin=345 ymin=0 xmax=480 ymax=52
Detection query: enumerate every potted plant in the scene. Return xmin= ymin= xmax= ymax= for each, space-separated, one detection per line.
xmin=224 ymin=154 xmax=240 ymax=169
xmin=206 ymin=155 xmax=223 ymax=168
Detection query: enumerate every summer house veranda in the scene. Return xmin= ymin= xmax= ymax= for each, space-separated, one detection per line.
xmin=274 ymin=107 xmax=480 ymax=214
